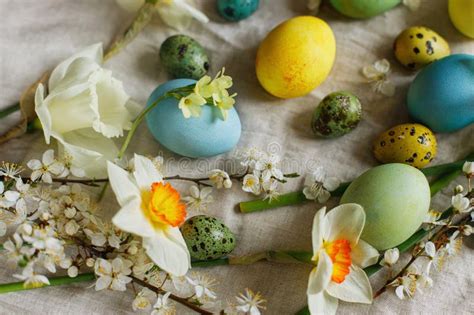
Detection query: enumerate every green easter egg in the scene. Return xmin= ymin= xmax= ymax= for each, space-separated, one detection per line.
xmin=180 ymin=215 xmax=236 ymax=260
xmin=340 ymin=163 xmax=430 ymax=250
xmin=159 ymin=35 xmax=210 ymax=80
xmin=329 ymin=0 xmax=401 ymax=19
xmin=311 ymin=91 xmax=362 ymax=138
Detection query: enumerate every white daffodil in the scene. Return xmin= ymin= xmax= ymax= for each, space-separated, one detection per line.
xmin=116 ymin=0 xmax=208 ymax=30
xmin=463 ymin=161 xmax=474 ymax=177
xmin=303 ymin=167 xmax=340 ymax=203
xmin=133 ymin=287 xmax=157 ymax=311
xmin=451 ymin=193 xmax=472 ymax=213
xmin=208 ymin=169 xmax=232 ymax=189
xmin=380 ymin=248 xmax=399 ymax=267
xmin=235 ymin=288 xmax=267 ymax=315
xmin=35 ymin=43 xmax=139 ymax=178
xmin=107 ymin=154 xmax=190 ymax=276
xmin=94 ymin=257 xmax=133 ymax=291
xmin=182 ymin=186 xmax=213 ymax=212
xmin=242 ymin=173 xmax=261 ymax=195
xmin=26 ymin=150 xmax=64 ymax=184
xmin=254 ymin=154 xmax=283 ymax=181
xmin=151 ymin=292 xmax=176 ymax=315
xmin=362 ymin=59 xmax=395 ymax=97
xmin=185 ymin=273 xmax=217 ymax=300
xmin=307 ymin=204 xmax=379 ymax=315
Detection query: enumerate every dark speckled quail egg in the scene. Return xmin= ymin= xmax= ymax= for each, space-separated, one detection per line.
xmin=159 ymin=35 xmax=210 ymax=80
xmin=394 ymin=26 xmax=450 ymax=70
xmin=373 ymin=123 xmax=437 ymax=168
xmin=180 ymin=215 xmax=236 ymax=260
xmin=311 ymin=91 xmax=362 ymax=138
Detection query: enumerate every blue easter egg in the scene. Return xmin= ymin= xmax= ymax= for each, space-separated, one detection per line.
xmin=217 ymin=0 xmax=259 ymax=22
xmin=407 ymin=54 xmax=474 ymax=133
xmin=145 ymin=79 xmax=242 ymax=158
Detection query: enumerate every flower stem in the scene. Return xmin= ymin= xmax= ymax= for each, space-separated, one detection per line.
xmin=0 ymin=273 xmax=95 ymax=294
xmin=239 ymin=152 xmax=474 ymax=213
xmin=0 ymin=103 xmax=20 ymax=119
xmin=117 ymin=93 xmax=170 ymax=159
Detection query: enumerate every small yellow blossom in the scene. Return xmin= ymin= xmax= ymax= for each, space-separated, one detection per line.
xmin=178 ymin=93 xmax=206 ymax=118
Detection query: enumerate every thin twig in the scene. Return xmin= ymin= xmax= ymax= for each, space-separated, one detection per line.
xmin=131 ymin=276 xmax=212 ymax=315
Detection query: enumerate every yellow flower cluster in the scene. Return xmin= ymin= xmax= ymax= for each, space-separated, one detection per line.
xmin=178 ymin=68 xmax=237 ymax=120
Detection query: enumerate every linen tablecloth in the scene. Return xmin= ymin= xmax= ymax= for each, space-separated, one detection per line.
xmin=0 ymin=0 xmax=473 ymax=314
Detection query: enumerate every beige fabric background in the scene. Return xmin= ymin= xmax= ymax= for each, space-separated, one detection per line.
xmin=0 ymin=0 xmax=473 ymax=314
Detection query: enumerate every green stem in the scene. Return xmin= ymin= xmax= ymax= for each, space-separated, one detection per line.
xmin=0 ymin=273 xmax=95 ymax=294
xmin=0 ymin=103 xmax=20 ymax=119
xmin=117 ymin=94 xmax=169 ymax=159
xmin=240 ymin=151 xmax=474 ymax=213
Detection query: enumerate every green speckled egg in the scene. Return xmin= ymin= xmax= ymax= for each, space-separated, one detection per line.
xmin=341 ymin=163 xmax=431 ymax=250
xmin=394 ymin=26 xmax=450 ymax=70
xmin=159 ymin=35 xmax=210 ymax=80
xmin=180 ymin=215 xmax=236 ymax=260
xmin=217 ymin=0 xmax=260 ymax=21
xmin=311 ymin=91 xmax=362 ymax=138
xmin=373 ymin=123 xmax=437 ymax=168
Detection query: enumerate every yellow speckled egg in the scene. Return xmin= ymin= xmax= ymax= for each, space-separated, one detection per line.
xmin=394 ymin=26 xmax=450 ymax=70
xmin=449 ymin=0 xmax=474 ymax=38
xmin=256 ymin=16 xmax=336 ymax=98
xmin=373 ymin=123 xmax=437 ymax=168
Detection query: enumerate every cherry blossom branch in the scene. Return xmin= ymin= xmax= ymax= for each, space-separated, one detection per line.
xmin=131 ymin=276 xmax=212 ymax=315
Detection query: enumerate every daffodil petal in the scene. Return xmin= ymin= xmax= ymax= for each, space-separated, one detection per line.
xmin=112 ymin=198 xmax=155 ymax=238
xmin=326 ymin=265 xmax=373 ymax=304
xmin=324 ymin=203 xmax=365 ymax=244
xmin=352 ymin=240 xmax=379 ymax=268
xmin=107 ymin=161 xmax=140 ymax=206
xmin=143 ymin=227 xmax=190 ymax=276
xmin=133 ymin=154 xmax=163 ymax=190
xmin=307 ymin=251 xmax=333 ymax=295
xmin=307 ymin=291 xmax=339 ymax=315
xmin=312 ymin=207 xmax=326 ymax=255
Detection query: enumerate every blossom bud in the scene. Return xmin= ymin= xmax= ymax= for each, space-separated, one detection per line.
xmin=64 ymin=207 xmax=77 ymax=219
xmin=381 ymin=248 xmax=399 ymax=267
xmin=86 ymin=258 xmax=95 ymax=267
xmin=454 ymin=185 xmax=464 ymax=194
xmin=224 ymin=179 xmax=232 ymax=189
xmin=68 ymin=266 xmax=79 ymax=278
xmin=60 ymin=258 xmax=72 ymax=269
xmin=127 ymin=244 xmax=138 ymax=255
xmin=461 ymin=225 xmax=472 ymax=236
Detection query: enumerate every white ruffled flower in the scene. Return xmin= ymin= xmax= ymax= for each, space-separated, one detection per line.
xmin=254 ymin=154 xmax=283 ymax=181
xmin=27 ymin=150 xmax=64 ymax=184
xmin=380 ymin=248 xmax=399 ymax=267
xmin=132 ymin=287 xmax=157 ymax=311
xmin=35 ymin=43 xmax=139 ymax=178
xmin=362 ymin=59 xmax=395 ymax=97
xmin=235 ymin=288 xmax=267 ymax=315
xmin=13 ymin=265 xmax=50 ymax=289
xmin=307 ymin=204 xmax=379 ymax=315
xmin=242 ymin=173 xmax=261 ymax=195
xmin=185 ymin=273 xmax=217 ymax=300
xmin=108 ymin=154 xmax=190 ymax=276
xmin=182 ymin=186 xmax=214 ymax=212
xmin=0 ymin=162 xmax=23 ymax=179
xmin=208 ymin=169 xmax=232 ymax=189
xmin=451 ymin=193 xmax=472 ymax=213
xmin=302 ymin=167 xmax=339 ymax=203
xmin=240 ymin=147 xmax=264 ymax=169
xmin=463 ymin=161 xmax=474 ymax=177
xmin=94 ymin=257 xmax=133 ymax=291
xmin=151 ymin=292 xmax=176 ymax=315
xmin=116 ymin=0 xmax=208 ymax=31
xmin=23 ymin=226 xmax=62 ymax=253
xmin=262 ymin=178 xmax=280 ymax=201
xmin=3 ymin=233 xmax=35 ymax=265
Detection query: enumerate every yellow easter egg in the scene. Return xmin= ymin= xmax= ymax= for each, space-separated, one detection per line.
xmin=256 ymin=16 xmax=336 ymax=98
xmin=394 ymin=26 xmax=450 ymax=70
xmin=449 ymin=0 xmax=474 ymax=38
xmin=373 ymin=123 xmax=437 ymax=168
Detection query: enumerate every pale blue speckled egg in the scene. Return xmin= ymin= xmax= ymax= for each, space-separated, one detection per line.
xmin=407 ymin=54 xmax=474 ymax=133
xmin=145 ymin=79 xmax=242 ymax=158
